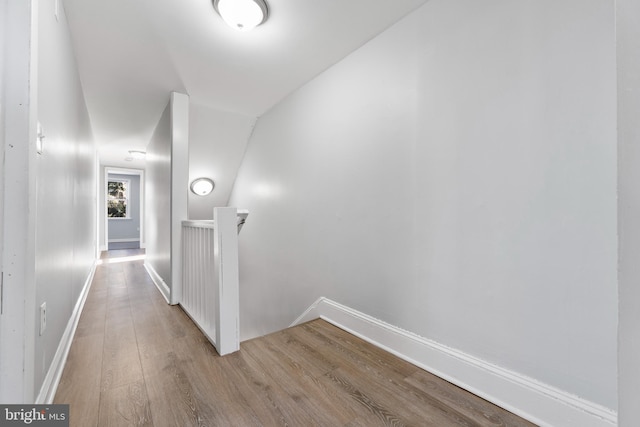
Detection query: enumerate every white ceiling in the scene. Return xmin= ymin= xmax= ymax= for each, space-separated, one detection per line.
xmin=62 ymin=0 xmax=428 ymax=167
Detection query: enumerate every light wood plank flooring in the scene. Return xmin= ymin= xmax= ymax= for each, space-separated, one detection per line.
xmin=54 ymin=250 xmax=536 ymax=426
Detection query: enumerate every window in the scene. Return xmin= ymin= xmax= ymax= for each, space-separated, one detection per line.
xmin=107 ymin=179 xmax=129 ymax=218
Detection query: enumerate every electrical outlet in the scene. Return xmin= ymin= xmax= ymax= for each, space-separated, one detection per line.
xmin=40 ymin=302 xmax=47 ymax=335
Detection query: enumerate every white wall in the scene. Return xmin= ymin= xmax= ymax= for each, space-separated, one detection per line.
xmin=617 ymin=0 xmax=640 ymax=423
xmin=144 ymin=92 xmax=189 ymax=304
xmin=145 ymin=102 xmax=172 ymax=289
xmin=0 ymin=0 xmax=6 ymax=301
xmin=188 ymin=103 xmax=255 ymax=219
xmin=169 ymin=92 xmax=189 ymax=304
xmin=0 ymin=0 xmax=36 ymax=403
xmin=33 ymin=0 xmax=96 ymax=399
xmin=229 ymin=0 xmax=617 ymax=413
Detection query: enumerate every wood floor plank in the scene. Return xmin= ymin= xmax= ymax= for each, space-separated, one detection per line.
xmin=179 ymin=334 xmax=291 ymax=426
xmin=98 ymin=380 xmax=152 ymax=427
xmin=101 ymin=344 xmax=144 ymax=392
xmin=308 ymin=319 xmax=418 ymax=377
xmin=144 ymin=354 xmax=232 ymax=427
xmin=175 ymin=333 xmax=294 ymax=426
xmin=289 ymin=321 xmax=483 ymax=425
xmin=260 ymin=329 xmax=377 ymax=424
xmin=405 ymin=370 xmax=536 ymax=427
xmin=74 ymin=301 xmax=106 ymax=338
xmin=54 ymin=334 xmax=103 ymax=427
xmin=241 ymin=336 xmax=355 ymax=425
xmin=235 ymin=342 xmax=333 ymax=426
xmin=322 ymin=368 xmax=410 ymax=426
xmin=55 ymin=249 xmax=537 ymax=427
xmin=179 ymin=348 xmax=263 ymax=426
xmin=309 ymin=321 xmax=536 ymax=426
xmin=269 ymin=326 xmax=340 ymax=376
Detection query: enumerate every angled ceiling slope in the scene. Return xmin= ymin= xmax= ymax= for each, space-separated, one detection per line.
xmin=62 ymin=0 xmax=428 ymax=166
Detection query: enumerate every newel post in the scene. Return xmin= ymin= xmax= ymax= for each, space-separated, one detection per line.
xmin=213 ymin=207 xmax=240 ymax=355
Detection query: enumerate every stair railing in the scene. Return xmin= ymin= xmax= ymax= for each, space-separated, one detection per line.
xmin=181 ymin=207 xmax=248 ymax=355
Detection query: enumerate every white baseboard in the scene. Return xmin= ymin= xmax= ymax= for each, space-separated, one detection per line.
xmin=35 ymin=262 xmax=97 ymax=404
xmin=292 ymin=297 xmax=617 ymax=427
xmin=144 ymin=262 xmax=170 ymax=304
xmin=107 ymin=238 xmax=140 ymax=243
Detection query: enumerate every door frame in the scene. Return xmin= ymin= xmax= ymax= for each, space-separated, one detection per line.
xmin=0 ymin=0 xmax=37 ymax=402
xmin=104 ymin=167 xmax=145 ymax=252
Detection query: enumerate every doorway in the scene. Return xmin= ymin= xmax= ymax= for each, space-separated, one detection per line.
xmin=104 ymin=167 xmax=144 ymax=251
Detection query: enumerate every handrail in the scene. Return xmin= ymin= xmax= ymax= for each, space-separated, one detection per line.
xmin=182 ymin=219 xmax=215 ymax=229
xmin=180 ymin=208 xmax=247 ymax=356
xmin=182 ymin=210 xmax=248 ymax=233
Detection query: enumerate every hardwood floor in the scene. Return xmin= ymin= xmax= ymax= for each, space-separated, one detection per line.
xmin=54 ymin=250 xmax=536 ymax=426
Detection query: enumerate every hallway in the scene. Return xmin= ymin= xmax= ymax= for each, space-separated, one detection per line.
xmin=0 ymin=0 xmax=628 ymax=422
xmin=53 ymin=251 xmax=534 ymax=426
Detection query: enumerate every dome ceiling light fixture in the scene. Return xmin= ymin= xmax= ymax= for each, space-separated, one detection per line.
xmin=213 ymin=0 xmax=269 ymax=32
xmin=190 ymin=177 xmax=215 ymax=196
xmin=128 ymin=150 xmax=146 ymax=159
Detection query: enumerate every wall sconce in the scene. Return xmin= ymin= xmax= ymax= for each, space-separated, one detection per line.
xmin=190 ymin=178 xmax=215 ymax=196
xmin=213 ymin=0 xmax=269 ymax=32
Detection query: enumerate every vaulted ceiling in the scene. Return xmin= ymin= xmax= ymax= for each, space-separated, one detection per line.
xmin=62 ymin=0 xmax=428 ymax=166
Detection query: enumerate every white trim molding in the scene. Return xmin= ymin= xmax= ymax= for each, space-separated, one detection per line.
xmin=292 ymin=297 xmax=617 ymax=427
xmin=107 ymin=238 xmax=140 ymax=243
xmin=169 ymin=92 xmax=189 ymax=305
xmin=104 ymin=167 xmax=145 ymax=253
xmin=36 ymin=262 xmax=97 ymax=404
xmin=144 ymin=262 xmax=170 ymax=304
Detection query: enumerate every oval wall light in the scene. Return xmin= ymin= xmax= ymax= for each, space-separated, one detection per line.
xmin=190 ymin=178 xmax=215 ymax=196
xmin=213 ymin=0 xmax=268 ymax=32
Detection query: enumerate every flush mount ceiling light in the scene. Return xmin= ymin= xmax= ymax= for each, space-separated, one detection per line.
xmin=128 ymin=150 xmax=146 ymax=159
xmin=190 ymin=178 xmax=215 ymax=196
xmin=213 ymin=0 xmax=268 ymax=32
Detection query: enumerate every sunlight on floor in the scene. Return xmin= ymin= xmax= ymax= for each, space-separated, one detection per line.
xmin=97 ymin=254 xmax=146 ymax=265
